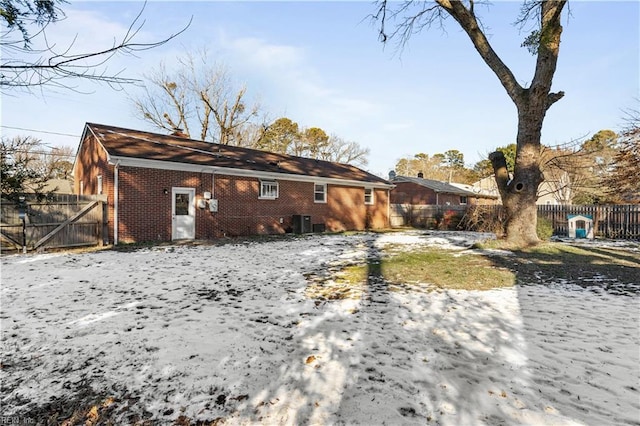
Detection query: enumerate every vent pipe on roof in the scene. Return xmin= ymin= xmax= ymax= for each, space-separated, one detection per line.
xmin=171 ymin=128 xmax=189 ymax=138
xmin=417 ymin=171 xmax=424 ymax=178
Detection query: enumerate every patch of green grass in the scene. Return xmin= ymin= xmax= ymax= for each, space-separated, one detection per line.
xmin=307 ymin=239 xmax=640 ymax=299
xmin=471 ymin=239 xmax=510 ymax=250
xmin=491 ymin=242 xmax=640 ymax=287
xmin=517 ymin=243 xmax=639 ymax=267
xmin=338 ymin=249 xmax=515 ymax=291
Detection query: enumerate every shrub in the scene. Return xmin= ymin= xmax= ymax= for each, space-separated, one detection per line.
xmin=434 ymin=209 xmax=463 ymax=230
xmin=536 ymin=215 xmax=554 ymax=241
xmin=459 ymin=205 xmax=505 ymax=237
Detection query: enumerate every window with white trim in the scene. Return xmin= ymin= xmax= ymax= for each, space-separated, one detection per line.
xmin=364 ymin=188 xmax=374 ymax=205
xmin=259 ymin=180 xmax=278 ymax=199
xmin=314 ymin=183 xmax=327 ymax=203
xmin=460 ymin=196 xmax=467 ymax=205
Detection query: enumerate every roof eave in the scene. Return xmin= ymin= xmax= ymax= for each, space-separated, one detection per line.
xmin=108 ymin=155 xmax=394 ymax=189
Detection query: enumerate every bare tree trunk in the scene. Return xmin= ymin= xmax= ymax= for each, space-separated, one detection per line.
xmin=379 ymin=0 xmax=566 ymax=244
xmin=489 ymin=93 xmax=550 ymax=245
xmin=491 ymin=155 xmax=541 ymax=244
xmin=479 ymin=0 xmax=566 ymax=246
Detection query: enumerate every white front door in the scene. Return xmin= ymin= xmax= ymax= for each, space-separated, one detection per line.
xmin=172 ymin=187 xmax=195 ymax=240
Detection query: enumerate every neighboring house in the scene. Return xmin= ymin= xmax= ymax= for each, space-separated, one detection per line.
xmin=73 ymin=123 xmax=393 ymax=244
xmin=8 ymin=178 xmax=73 ymax=198
xmin=43 ymin=178 xmax=74 ymax=194
xmin=469 ymin=175 xmax=502 ymax=201
xmin=390 ymin=172 xmax=498 ymax=206
xmin=473 ymin=174 xmax=573 ymax=205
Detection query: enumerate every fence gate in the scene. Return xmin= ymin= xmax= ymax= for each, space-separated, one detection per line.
xmin=1 ymin=195 xmax=107 ymax=252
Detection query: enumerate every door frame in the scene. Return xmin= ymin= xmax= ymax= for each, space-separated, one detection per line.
xmin=171 ymin=187 xmax=196 ymax=240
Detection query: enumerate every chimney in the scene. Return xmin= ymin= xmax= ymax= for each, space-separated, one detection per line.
xmin=171 ymin=128 xmax=189 ymax=138
xmin=417 ymin=171 xmax=424 ymax=179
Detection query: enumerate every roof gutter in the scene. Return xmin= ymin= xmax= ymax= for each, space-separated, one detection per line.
xmin=107 ymin=155 xmax=395 ymax=190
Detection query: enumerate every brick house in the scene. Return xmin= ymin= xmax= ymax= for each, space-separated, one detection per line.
xmin=390 ymin=173 xmax=498 ymax=206
xmin=73 ymin=123 xmax=393 ymax=244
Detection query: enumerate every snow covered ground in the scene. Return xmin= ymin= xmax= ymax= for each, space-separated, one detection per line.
xmin=1 ymin=230 xmax=639 ymax=425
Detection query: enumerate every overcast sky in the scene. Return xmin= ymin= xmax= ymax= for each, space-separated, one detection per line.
xmin=2 ymin=1 xmax=638 ymax=177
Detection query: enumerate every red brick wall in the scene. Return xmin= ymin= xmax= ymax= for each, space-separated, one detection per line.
xmin=324 ymin=185 xmax=387 ymax=231
xmin=74 ymin=134 xmax=112 ymax=197
xmin=390 ymin=182 xmax=437 ymax=204
xmin=75 ymin=150 xmax=390 ymax=242
xmin=116 ymin=168 xmax=209 ymax=243
xmin=368 ymin=188 xmax=389 ymax=228
xmin=74 ymin=134 xmax=115 ymax=241
xmin=74 ymin=130 xmax=389 ymax=243
xmin=203 ymin=176 xmax=389 ymax=237
xmin=214 ymin=175 xmax=309 ymax=237
xmin=390 ymin=182 xmax=482 ymax=206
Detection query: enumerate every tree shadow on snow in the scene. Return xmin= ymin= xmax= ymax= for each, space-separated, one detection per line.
xmin=226 ymin=233 xmax=545 ymax=425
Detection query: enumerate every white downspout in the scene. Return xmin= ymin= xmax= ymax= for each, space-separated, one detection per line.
xmin=114 ymin=161 xmax=120 ymax=245
xmin=387 ymin=188 xmax=391 ymax=228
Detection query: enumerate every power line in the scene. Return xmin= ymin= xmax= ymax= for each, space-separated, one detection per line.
xmin=2 ymin=149 xmax=75 ymax=158
xmin=0 ymin=125 xmax=80 ymax=138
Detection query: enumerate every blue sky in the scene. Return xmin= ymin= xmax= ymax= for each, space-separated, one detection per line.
xmin=2 ymin=1 xmax=638 ymax=177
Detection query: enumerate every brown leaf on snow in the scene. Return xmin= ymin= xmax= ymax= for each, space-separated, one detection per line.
xmin=86 ymin=405 xmax=99 ymax=424
xmin=102 ymin=396 xmax=115 ymax=408
xmin=305 ymin=355 xmax=316 ymax=364
xmin=175 ymin=415 xmax=191 ymax=425
xmin=232 ymin=394 xmax=249 ymax=402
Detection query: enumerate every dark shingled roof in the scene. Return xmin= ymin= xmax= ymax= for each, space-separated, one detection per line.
xmin=391 ymin=175 xmax=488 ymax=197
xmin=84 ymin=123 xmax=390 ymax=186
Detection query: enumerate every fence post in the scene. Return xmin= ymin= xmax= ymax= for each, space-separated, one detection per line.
xmin=21 ymin=216 xmax=27 ymax=254
xmin=17 ymin=196 xmax=27 ymax=253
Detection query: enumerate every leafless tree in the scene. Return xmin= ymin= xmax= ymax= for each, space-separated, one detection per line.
xmin=373 ymin=0 xmax=568 ymax=245
xmin=321 ymin=135 xmax=370 ymax=167
xmin=1 ymin=0 xmax=190 ymax=93
xmin=602 ymin=105 xmax=640 ymax=202
xmin=132 ymin=49 xmax=262 ymax=145
xmin=1 ymin=135 xmax=73 ymax=200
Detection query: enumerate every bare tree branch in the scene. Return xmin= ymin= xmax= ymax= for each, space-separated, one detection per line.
xmin=1 ymin=1 xmax=191 ymax=93
xmin=438 ymin=0 xmax=525 ymax=104
xmin=370 ymin=0 xmax=568 ymax=244
xmin=133 ymin=49 xmax=261 ymax=146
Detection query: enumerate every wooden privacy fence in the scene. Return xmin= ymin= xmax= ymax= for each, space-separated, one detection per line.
xmin=1 ymin=194 xmax=108 ymax=252
xmin=537 ymin=204 xmax=640 ymax=240
xmin=390 ymin=204 xmax=467 ymax=230
xmin=391 ymin=203 xmax=640 ymax=240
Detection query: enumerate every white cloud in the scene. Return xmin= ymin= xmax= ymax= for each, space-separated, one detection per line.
xmin=221 ymin=34 xmax=383 ymax=128
xmin=382 ymin=121 xmax=415 ymax=132
xmin=228 ymin=36 xmax=304 ymax=71
xmin=28 ymin=9 xmax=152 ymax=66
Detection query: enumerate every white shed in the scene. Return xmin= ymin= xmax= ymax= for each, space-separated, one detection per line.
xmin=567 ymin=214 xmax=594 ymax=239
